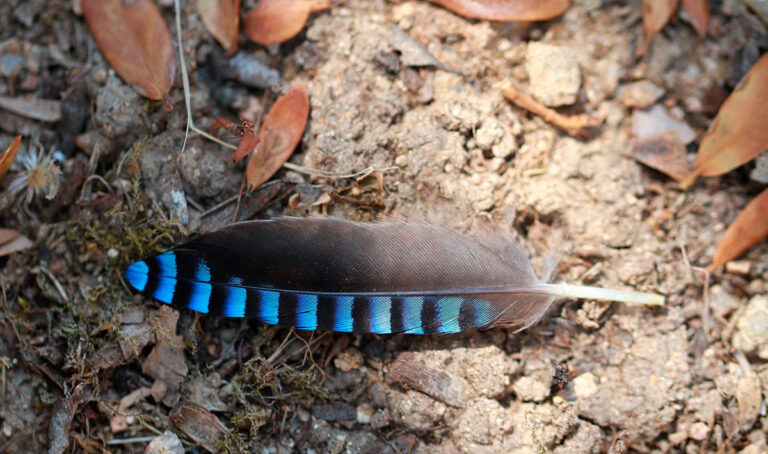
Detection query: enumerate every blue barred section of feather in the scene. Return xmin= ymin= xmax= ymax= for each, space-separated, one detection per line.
xmin=123 ymin=254 xmax=498 ymax=334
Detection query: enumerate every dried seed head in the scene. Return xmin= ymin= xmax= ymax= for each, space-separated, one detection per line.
xmin=6 ymin=145 xmax=62 ymax=205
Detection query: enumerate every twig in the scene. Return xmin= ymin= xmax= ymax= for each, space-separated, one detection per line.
xmin=496 ymin=79 xmax=602 ymax=138
xmin=174 ymin=0 xmax=191 ymax=155
xmin=106 ymin=436 xmax=157 ymax=445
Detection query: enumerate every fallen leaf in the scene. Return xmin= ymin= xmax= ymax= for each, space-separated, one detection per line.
xmin=710 ymin=187 xmax=768 ymax=270
xmin=0 ymin=228 xmax=33 ymax=257
xmin=426 ymin=0 xmax=570 ymax=21
xmin=0 ymin=96 xmax=61 ymax=122
xmin=681 ymin=53 xmax=768 ymax=189
xmin=631 ymin=131 xmax=695 ymax=181
xmin=170 ymin=401 xmax=228 ymax=450
xmin=681 ymin=0 xmax=709 ymax=36
xmin=0 ymin=135 xmax=22 ymax=182
xmin=641 ymin=0 xmax=680 ymax=55
xmin=243 ymin=0 xmax=330 ymax=45
xmin=429 ymin=0 xmax=571 ymax=22
xmin=82 ymin=0 xmax=176 ymax=107
xmin=246 ymin=87 xmax=309 ymax=189
xmin=197 ymin=0 xmax=240 ymax=55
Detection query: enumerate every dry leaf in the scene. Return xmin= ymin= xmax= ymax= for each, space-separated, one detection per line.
xmin=681 ymin=0 xmax=709 ymax=36
xmin=631 ymin=131 xmax=695 ymax=181
xmin=170 ymin=401 xmax=228 ymax=448
xmin=246 ymin=87 xmax=309 ymax=189
xmin=197 ymin=0 xmax=240 ymax=55
xmin=0 ymin=97 xmax=61 ymax=122
xmin=426 ymin=0 xmax=570 ymax=21
xmin=82 ymin=0 xmax=176 ymax=107
xmin=243 ymin=0 xmax=330 ymax=45
xmin=641 ymin=0 xmax=680 ymax=55
xmin=681 ymin=53 xmax=768 ymax=189
xmin=0 ymin=228 xmax=33 ymax=257
xmin=710 ymin=187 xmax=768 ymax=270
xmin=0 ymin=135 xmax=21 ymax=182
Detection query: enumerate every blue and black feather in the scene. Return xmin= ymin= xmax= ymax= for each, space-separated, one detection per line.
xmin=124 ymin=217 xmax=555 ymax=334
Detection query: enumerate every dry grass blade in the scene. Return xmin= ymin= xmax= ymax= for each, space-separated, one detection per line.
xmin=681 ymin=0 xmax=709 ymax=36
xmin=710 ymin=187 xmax=768 ymax=270
xmin=246 ymin=87 xmax=310 ymax=189
xmin=197 ymin=0 xmax=240 ymax=55
xmin=641 ymin=0 xmax=680 ymax=55
xmin=82 ymin=0 xmax=176 ymax=107
xmin=243 ymin=0 xmax=331 ymax=45
xmin=426 ymin=0 xmax=570 ymax=21
xmin=0 ymin=135 xmax=21 ymax=182
xmin=681 ymin=53 xmax=768 ymax=189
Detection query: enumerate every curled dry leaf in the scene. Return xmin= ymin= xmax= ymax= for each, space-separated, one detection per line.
xmin=246 ymin=87 xmax=309 ymax=189
xmin=710 ymin=187 xmax=768 ymax=270
xmin=641 ymin=0 xmax=680 ymax=55
xmin=170 ymin=401 xmax=228 ymax=446
xmin=681 ymin=0 xmax=709 ymax=36
xmin=681 ymin=53 xmax=768 ymax=189
xmin=243 ymin=0 xmax=331 ymax=45
xmin=0 ymin=135 xmax=21 ymax=182
xmin=426 ymin=0 xmax=570 ymax=21
xmin=197 ymin=0 xmax=240 ymax=55
xmin=82 ymin=0 xmax=176 ymax=107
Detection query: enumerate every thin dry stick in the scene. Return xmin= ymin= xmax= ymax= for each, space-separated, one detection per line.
xmin=496 ymin=79 xmax=602 ymax=138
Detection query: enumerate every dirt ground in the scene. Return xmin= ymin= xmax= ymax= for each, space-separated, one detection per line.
xmin=1 ymin=0 xmax=767 ymax=452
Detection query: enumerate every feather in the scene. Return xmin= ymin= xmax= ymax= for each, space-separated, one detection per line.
xmin=123 ymin=217 xmax=664 ymax=334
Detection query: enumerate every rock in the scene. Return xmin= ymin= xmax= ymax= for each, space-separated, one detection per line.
xmin=620 ymin=80 xmax=665 ymax=109
xmin=475 ymin=118 xmax=505 ymax=151
xmin=145 ymin=430 xmax=184 ymax=454
xmin=512 ymin=376 xmax=550 ymax=403
xmin=736 ymin=371 xmax=762 ymax=432
xmin=573 ymin=372 xmax=598 ymax=399
xmin=750 ymin=151 xmax=768 ymax=184
xmin=178 ymin=144 xmax=234 ymax=200
xmin=732 ymin=295 xmax=768 ymax=359
xmin=688 ymin=422 xmax=710 ymax=441
xmin=525 ymin=42 xmax=581 ymax=106
xmin=631 ymin=105 xmax=697 ymax=144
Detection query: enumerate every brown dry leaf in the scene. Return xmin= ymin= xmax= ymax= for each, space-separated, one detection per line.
xmin=246 ymin=86 xmax=310 ymax=189
xmin=641 ymin=0 xmax=680 ymax=55
xmin=243 ymin=0 xmax=330 ymax=45
xmin=197 ymin=0 xmax=240 ymax=55
xmin=0 ymin=97 xmax=61 ymax=122
xmin=631 ymin=131 xmax=695 ymax=181
xmin=82 ymin=0 xmax=176 ymax=107
xmin=426 ymin=0 xmax=570 ymax=21
xmin=0 ymin=135 xmax=21 ymax=182
xmin=710 ymin=187 xmax=768 ymax=270
xmin=0 ymin=228 xmax=33 ymax=257
xmin=170 ymin=401 xmax=228 ymax=450
xmin=681 ymin=53 xmax=768 ymax=189
xmin=681 ymin=0 xmax=709 ymax=36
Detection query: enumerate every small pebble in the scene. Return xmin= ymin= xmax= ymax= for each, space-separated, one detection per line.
xmin=573 ymin=372 xmax=598 ymax=399
xmin=525 ymin=42 xmax=581 ymax=107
